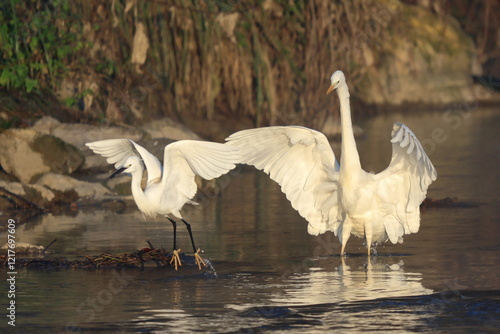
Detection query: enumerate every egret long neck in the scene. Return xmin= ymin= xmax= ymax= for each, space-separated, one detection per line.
xmin=337 ymin=83 xmax=361 ymax=172
xmin=130 ymin=169 xmax=148 ymax=210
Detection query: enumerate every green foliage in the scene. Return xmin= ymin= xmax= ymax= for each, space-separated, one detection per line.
xmin=0 ymin=0 xmax=83 ymax=93
xmin=95 ymin=60 xmax=117 ymax=80
xmin=63 ymin=88 xmax=94 ymax=108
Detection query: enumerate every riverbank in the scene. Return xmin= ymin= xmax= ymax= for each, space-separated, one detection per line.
xmin=1 ymin=1 xmax=499 ymax=129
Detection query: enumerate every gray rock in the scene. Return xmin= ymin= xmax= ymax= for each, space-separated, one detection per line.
xmin=0 ymin=180 xmax=55 ymax=204
xmin=0 ymin=129 xmax=84 ymax=183
xmin=32 ymin=116 xmax=145 ymax=170
xmin=32 ymin=117 xmax=202 ymax=172
xmin=33 ymin=116 xmax=143 ymax=150
xmin=36 ymin=173 xmax=111 ymax=198
xmin=140 ymin=118 xmax=201 ymax=140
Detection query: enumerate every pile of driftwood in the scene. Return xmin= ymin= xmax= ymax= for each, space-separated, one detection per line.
xmin=1 ymin=244 xmax=199 ymax=270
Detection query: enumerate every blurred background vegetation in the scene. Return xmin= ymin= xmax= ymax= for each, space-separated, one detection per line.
xmin=0 ymin=0 xmax=499 ymax=138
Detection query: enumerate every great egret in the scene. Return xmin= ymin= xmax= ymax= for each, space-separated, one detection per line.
xmin=226 ymin=70 xmax=437 ymax=256
xmin=86 ymin=139 xmax=240 ymax=269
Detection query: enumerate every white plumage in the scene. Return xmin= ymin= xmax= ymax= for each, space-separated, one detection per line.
xmin=226 ymin=70 xmax=437 ymax=255
xmin=86 ymin=139 xmax=241 ymax=268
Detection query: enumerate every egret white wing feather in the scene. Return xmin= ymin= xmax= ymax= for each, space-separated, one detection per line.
xmin=226 ymin=126 xmax=340 ymax=235
xmin=374 ymin=122 xmax=437 ymax=240
xmin=86 ymin=139 xmax=163 ymax=185
xmin=161 ymin=141 xmax=241 ymax=203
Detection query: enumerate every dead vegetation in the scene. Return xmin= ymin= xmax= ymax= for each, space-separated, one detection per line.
xmin=0 ymin=247 xmax=201 ymax=270
xmin=79 ymin=0 xmax=398 ymax=128
xmin=0 ymin=0 xmax=400 ymax=130
xmin=1 ymin=0 xmax=498 ymax=136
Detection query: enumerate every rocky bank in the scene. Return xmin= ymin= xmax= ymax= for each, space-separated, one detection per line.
xmin=0 ymin=116 xmax=204 ymax=221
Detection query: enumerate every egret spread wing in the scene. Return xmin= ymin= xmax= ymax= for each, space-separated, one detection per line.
xmin=85 ymin=139 xmax=162 ymax=185
xmin=226 ymin=126 xmax=340 ymax=235
xmin=374 ymin=122 xmax=437 ymax=242
xmin=161 ymin=140 xmax=240 ymax=202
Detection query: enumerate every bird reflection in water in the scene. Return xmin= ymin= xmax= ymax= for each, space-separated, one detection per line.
xmin=272 ymin=256 xmax=433 ymax=305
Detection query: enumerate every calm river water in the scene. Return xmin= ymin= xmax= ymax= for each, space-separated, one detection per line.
xmin=1 ymin=107 xmax=499 ymax=333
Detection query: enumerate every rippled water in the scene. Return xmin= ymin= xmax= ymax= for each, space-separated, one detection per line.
xmin=1 ymin=108 xmax=499 ymax=333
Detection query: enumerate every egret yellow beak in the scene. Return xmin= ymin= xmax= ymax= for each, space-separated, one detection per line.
xmin=326 ymin=84 xmax=335 ymax=95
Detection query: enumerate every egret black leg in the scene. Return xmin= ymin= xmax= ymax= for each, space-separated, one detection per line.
xmin=181 ymin=219 xmax=206 ymax=270
xmin=167 ymin=218 xmax=177 ymax=250
xmin=167 ymin=217 xmax=182 ymax=270
xmin=181 ymin=219 xmax=197 ymax=253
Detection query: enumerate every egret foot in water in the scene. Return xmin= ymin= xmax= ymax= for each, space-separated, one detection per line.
xmin=170 ymin=249 xmax=182 ymax=270
xmin=167 ymin=218 xmax=206 ymax=270
xmin=194 ymin=248 xmax=206 ymax=270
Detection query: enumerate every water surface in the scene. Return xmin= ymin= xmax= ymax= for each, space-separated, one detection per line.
xmin=1 ymin=107 xmax=499 ymax=333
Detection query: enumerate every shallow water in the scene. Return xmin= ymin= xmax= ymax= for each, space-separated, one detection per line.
xmin=1 ymin=107 xmax=499 ymax=333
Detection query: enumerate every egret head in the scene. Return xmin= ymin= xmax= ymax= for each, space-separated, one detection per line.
xmin=108 ymin=156 xmax=142 ymax=179
xmin=326 ymin=70 xmax=346 ymax=95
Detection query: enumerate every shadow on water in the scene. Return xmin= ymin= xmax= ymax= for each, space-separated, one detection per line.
xmin=1 ymin=108 xmax=499 ymax=333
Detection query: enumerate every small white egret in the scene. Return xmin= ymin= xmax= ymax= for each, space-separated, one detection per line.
xmin=86 ymin=139 xmax=240 ymax=269
xmin=226 ymin=70 xmax=437 ymax=256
